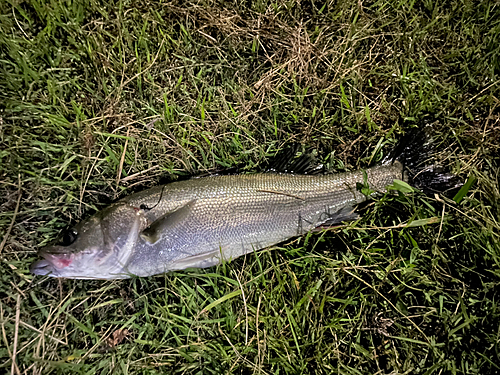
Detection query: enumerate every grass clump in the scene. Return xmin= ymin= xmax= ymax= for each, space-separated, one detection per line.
xmin=1 ymin=0 xmax=499 ymax=374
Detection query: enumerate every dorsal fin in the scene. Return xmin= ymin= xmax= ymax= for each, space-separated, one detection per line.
xmin=266 ymin=144 xmax=324 ymax=174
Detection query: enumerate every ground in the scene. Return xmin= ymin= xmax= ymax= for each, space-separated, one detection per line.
xmin=1 ymin=0 xmax=499 ymax=374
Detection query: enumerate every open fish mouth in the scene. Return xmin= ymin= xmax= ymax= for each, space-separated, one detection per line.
xmin=30 ymin=247 xmax=73 ymax=276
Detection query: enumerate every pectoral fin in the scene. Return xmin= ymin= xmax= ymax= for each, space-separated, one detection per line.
xmin=140 ymin=199 xmax=196 ymax=244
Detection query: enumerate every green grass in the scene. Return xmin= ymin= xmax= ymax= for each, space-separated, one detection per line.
xmin=1 ymin=0 xmax=499 ymax=373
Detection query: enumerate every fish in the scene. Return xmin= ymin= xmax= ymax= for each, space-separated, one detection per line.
xmin=30 ymin=161 xmax=407 ymax=279
xmin=30 ymin=129 xmax=461 ymax=280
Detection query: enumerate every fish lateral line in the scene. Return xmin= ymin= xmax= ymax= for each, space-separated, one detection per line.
xmin=256 ymin=189 xmax=306 ymax=201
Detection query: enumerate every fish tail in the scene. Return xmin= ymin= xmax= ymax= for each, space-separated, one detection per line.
xmin=385 ymin=126 xmax=462 ymax=194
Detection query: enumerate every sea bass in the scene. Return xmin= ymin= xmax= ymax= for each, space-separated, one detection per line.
xmin=30 ymin=162 xmax=405 ymax=279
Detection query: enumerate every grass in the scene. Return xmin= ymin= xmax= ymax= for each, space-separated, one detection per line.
xmin=1 ymin=0 xmax=499 ymax=373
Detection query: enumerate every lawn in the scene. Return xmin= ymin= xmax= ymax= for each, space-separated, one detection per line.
xmin=1 ymin=0 xmax=499 ymax=373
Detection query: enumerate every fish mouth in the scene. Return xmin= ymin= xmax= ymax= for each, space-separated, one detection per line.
xmin=30 ymin=247 xmax=72 ymax=276
xmin=30 ymin=259 xmax=57 ymax=276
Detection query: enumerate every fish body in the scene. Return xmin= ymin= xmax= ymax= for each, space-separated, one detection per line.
xmin=30 ymin=162 xmax=404 ymax=279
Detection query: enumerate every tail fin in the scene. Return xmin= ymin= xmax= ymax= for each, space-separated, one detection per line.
xmin=386 ymin=127 xmax=462 ymax=194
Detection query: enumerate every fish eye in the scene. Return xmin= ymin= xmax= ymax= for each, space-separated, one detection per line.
xmin=61 ymin=229 xmax=78 ymax=246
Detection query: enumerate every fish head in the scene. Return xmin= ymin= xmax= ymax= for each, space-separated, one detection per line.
xmin=30 ymin=203 xmax=145 ymax=279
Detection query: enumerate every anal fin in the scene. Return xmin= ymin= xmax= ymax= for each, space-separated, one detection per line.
xmin=314 ymin=205 xmax=360 ymax=231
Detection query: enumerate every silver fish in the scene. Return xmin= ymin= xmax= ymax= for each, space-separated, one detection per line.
xmin=30 ymin=162 xmax=404 ymax=279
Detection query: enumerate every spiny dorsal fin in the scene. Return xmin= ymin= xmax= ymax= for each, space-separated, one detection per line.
xmin=266 ymin=144 xmax=323 ymax=175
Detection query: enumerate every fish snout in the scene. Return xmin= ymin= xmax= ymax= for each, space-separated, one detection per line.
xmin=30 ymin=246 xmax=74 ymax=276
xmin=30 ymin=259 xmax=56 ymax=276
